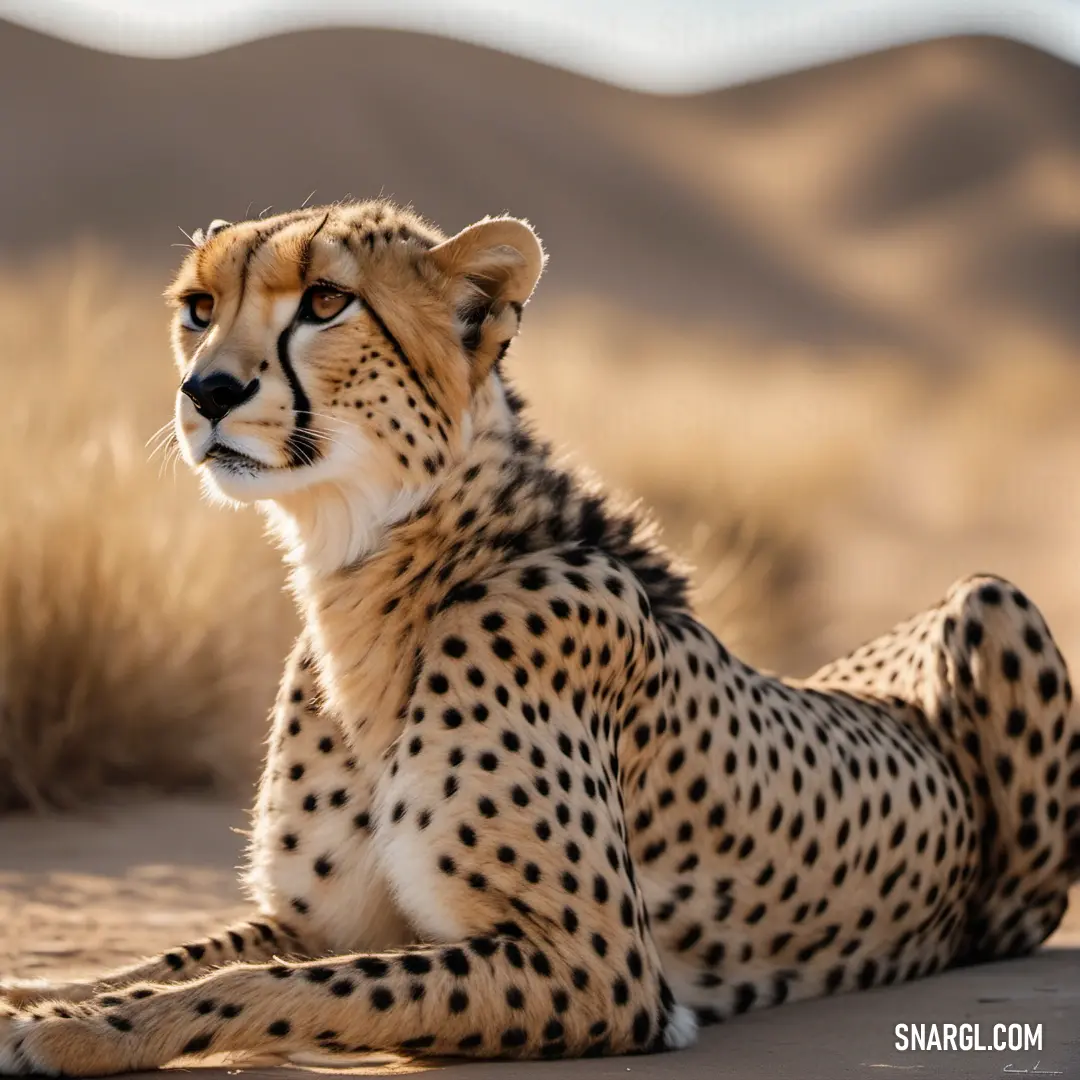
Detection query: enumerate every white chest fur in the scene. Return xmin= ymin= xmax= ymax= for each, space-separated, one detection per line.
xmin=244 ymin=696 xmax=413 ymax=955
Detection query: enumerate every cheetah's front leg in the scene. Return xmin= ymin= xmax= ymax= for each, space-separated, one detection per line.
xmin=0 ymin=933 xmax=688 ymax=1076
xmin=0 ymin=916 xmax=307 ymax=1010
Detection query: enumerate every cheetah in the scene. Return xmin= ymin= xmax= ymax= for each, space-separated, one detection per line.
xmin=2 ymin=200 xmax=1077 ymax=1075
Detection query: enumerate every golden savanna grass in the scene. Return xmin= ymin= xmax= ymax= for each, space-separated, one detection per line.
xmin=2 ymin=251 xmax=1079 ymax=811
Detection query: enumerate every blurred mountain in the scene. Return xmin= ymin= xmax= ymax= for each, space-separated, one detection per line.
xmin=2 ymin=21 xmax=1079 ymax=362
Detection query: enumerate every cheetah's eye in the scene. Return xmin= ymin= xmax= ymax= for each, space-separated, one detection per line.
xmin=302 ymin=286 xmax=352 ymax=324
xmin=181 ymin=293 xmax=214 ymax=331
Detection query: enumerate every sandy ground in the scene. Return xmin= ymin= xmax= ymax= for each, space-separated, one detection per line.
xmin=1 ymin=798 xmax=1078 ymax=1078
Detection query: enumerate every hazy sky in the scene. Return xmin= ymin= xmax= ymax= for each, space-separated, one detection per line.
xmin=4 ymin=0 xmax=1079 ymax=92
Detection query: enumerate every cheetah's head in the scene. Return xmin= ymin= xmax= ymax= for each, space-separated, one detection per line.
xmin=166 ymin=200 xmax=544 ymax=567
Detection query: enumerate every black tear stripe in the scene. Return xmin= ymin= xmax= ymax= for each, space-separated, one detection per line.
xmin=277 ymin=320 xmax=320 ymax=468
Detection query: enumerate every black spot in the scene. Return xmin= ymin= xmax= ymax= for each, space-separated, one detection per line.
xmin=442 ymin=948 xmax=470 ymax=976
xmin=677 ymin=924 xmax=702 ymax=951
xmin=470 ymin=936 xmax=499 ymax=957
xmin=1039 ymin=669 xmax=1059 ymax=703
xmin=440 ymin=630 xmax=466 ymax=656
xmin=355 ymin=958 xmax=390 ymax=978
xmin=1002 ymin=650 xmax=1021 ymax=681
xmin=520 ymin=567 xmax=548 ymax=591
xmin=401 ymin=953 xmax=432 ymax=975
xmin=632 ymin=1009 xmax=651 ymax=1044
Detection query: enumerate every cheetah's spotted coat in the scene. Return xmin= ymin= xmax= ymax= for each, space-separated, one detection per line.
xmin=2 ymin=201 xmax=1077 ymax=1075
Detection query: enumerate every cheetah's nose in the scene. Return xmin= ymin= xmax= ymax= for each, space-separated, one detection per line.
xmin=180 ymin=371 xmax=259 ymax=422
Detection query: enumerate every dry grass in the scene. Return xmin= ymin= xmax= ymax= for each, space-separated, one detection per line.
xmin=2 ymin=252 xmax=1079 ymax=812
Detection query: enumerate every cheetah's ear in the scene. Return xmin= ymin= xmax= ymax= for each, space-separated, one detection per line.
xmin=427 ymin=217 xmax=546 ymax=386
xmin=189 ymin=219 xmax=233 ymax=248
